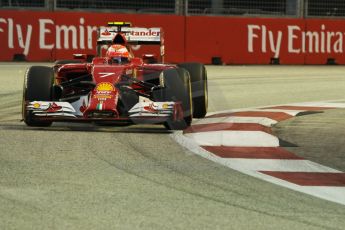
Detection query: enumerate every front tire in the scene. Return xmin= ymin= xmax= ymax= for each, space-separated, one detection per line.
xmin=155 ymin=68 xmax=193 ymax=130
xmin=22 ymin=66 xmax=54 ymax=126
xmin=178 ymin=63 xmax=208 ymax=118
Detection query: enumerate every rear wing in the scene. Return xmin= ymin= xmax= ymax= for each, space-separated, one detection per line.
xmin=97 ymin=22 xmax=165 ymax=62
xmin=97 ymin=26 xmax=163 ymax=45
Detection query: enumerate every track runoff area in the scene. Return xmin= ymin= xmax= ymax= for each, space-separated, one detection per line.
xmin=176 ymin=65 xmax=345 ymax=204
xmin=1 ymin=63 xmax=345 ymax=229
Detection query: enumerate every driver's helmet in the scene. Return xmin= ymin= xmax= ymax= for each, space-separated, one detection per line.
xmin=106 ymin=44 xmax=130 ymax=64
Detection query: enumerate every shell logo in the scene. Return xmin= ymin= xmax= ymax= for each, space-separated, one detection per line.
xmin=96 ymin=82 xmax=115 ymax=92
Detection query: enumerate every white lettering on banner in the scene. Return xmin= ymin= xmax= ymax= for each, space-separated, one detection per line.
xmin=79 ymin=18 xmax=85 ymax=49
xmin=321 ymin=24 xmax=325 ymax=53
xmin=0 ymin=18 xmax=6 ymax=35
xmin=1 ymin=17 xmax=101 ymax=56
xmin=55 ymin=17 xmax=98 ymax=50
xmin=334 ymin=32 xmax=343 ymax=53
xmin=39 ymin=17 xmax=97 ymax=50
xmin=56 ymin=24 xmax=77 ymax=49
xmin=0 ymin=18 xmax=5 ymax=33
xmin=326 ymin=31 xmax=334 ymax=53
xmin=269 ymin=30 xmax=282 ymax=58
xmin=288 ymin=25 xmax=300 ymax=53
xmin=16 ymin=24 xmax=32 ymax=55
xmin=305 ymin=31 xmax=319 ymax=53
xmin=247 ymin=24 xmax=282 ymax=57
xmin=39 ymin=19 xmax=54 ymax=49
xmin=262 ymin=25 xmax=266 ymax=52
xmin=87 ymin=25 xmax=98 ymax=49
xmin=0 ymin=18 xmax=32 ymax=53
xmin=247 ymin=24 xmax=260 ymax=53
xmin=248 ymin=24 xmax=344 ymax=56
xmin=8 ymin=18 xmax=14 ymax=48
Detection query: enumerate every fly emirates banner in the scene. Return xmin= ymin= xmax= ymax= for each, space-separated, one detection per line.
xmin=1 ymin=10 xmax=345 ymax=64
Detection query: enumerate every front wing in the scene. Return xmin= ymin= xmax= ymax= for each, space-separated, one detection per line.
xmin=25 ymin=101 xmax=181 ymax=123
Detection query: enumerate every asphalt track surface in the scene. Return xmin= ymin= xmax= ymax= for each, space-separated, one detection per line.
xmin=1 ymin=63 xmax=345 ymax=230
xmin=274 ymin=109 xmax=345 ymax=172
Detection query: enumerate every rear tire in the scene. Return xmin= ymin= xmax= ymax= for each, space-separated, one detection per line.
xmin=178 ymin=63 xmax=208 ymax=118
xmin=54 ymin=60 xmax=83 ymax=65
xmin=155 ymin=68 xmax=193 ymax=130
xmin=22 ymin=66 xmax=54 ymax=126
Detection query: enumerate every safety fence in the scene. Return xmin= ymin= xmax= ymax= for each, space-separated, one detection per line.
xmin=2 ymin=0 xmax=345 ymax=18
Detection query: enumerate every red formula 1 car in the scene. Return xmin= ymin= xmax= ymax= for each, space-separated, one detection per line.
xmin=22 ymin=22 xmax=207 ymax=130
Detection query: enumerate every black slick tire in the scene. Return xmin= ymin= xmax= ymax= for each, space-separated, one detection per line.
xmin=54 ymin=60 xmax=83 ymax=65
xmin=156 ymin=68 xmax=193 ymax=130
xmin=178 ymin=62 xmax=208 ymax=118
xmin=22 ymin=66 xmax=54 ymax=126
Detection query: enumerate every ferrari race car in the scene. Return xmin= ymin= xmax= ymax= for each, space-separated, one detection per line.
xmin=22 ymin=22 xmax=208 ymax=130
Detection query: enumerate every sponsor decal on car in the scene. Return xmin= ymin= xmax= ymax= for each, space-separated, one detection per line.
xmin=96 ymin=101 xmax=104 ymax=111
xmin=33 ymin=102 xmax=41 ymax=109
xmin=46 ymin=102 xmax=62 ymax=112
xmin=126 ymin=69 xmax=133 ymax=75
xmin=27 ymin=101 xmax=76 ymax=117
xmin=94 ymin=95 xmax=112 ymax=99
xmin=101 ymin=29 xmax=111 ymax=36
xmin=128 ymin=101 xmax=174 ymax=117
xmin=98 ymin=72 xmax=114 ymax=78
xmin=144 ymin=103 xmax=158 ymax=113
xmin=96 ymin=82 xmax=115 ymax=91
xmin=143 ymin=103 xmax=170 ymax=113
xmin=94 ymin=82 xmax=116 ymax=100
xmin=79 ymin=99 xmax=87 ymax=113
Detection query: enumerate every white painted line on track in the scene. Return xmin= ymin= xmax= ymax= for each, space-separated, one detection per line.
xmin=290 ymin=102 xmax=345 ymax=108
xmin=296 ymin=187 xmax=345 ymax=205
xmin=193 ymin=116 xmax=277 ymax=127
xmin=250 ymin=109 xmax=303 ymax=116
xmin=184 ymin=131 xmax=280 ymax=147
xmin=220 ymin=159 xmax=341 ymax=173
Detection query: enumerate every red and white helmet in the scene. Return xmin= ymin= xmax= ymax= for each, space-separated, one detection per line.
xmin=106 ymin=45 xmax=131 ymax=63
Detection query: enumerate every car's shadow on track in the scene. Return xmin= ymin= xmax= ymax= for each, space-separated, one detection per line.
xmin=0 ymin=121 xmax=172 ymax=134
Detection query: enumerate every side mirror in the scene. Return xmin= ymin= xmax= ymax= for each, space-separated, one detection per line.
xmin=73 ymin=54 xmax=87 ymax=60
xmin=73 ymin=54 xmax=94 ymax=62
xmin=142 ymin=54 xmax=158 ymax=64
